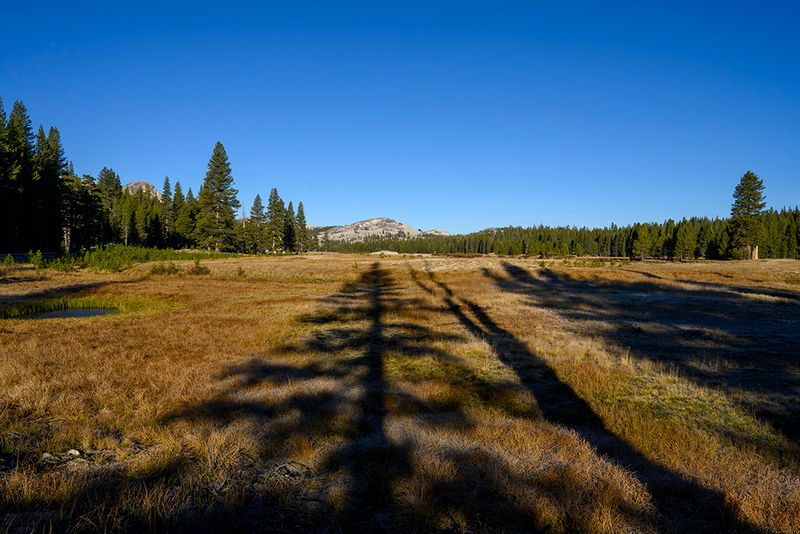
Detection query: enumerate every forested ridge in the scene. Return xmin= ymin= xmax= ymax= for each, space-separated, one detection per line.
xmin=0 ymin=98 xmax=311 ymax=255
xmin=324 ymin=208 xmax=800 ymax=259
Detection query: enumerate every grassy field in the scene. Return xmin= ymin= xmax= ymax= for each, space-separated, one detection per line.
xmin=1 ymin=254 xmax=799 ymax=532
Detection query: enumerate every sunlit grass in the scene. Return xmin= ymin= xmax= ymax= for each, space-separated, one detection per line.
xmin=0 ymin=254 xmax=798 ymax=532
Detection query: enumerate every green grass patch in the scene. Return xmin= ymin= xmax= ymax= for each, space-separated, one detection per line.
xmin=584 ymin=371 xmax=789 ymax=451
xmin=83 ymin=245 xmax=240 ymax=272
xmin=30 ymin=245 xmax=242 ymax=273
xmin=384 ymin=354 xmax=495 ymax=384
xmin=0 ymin=294 xmax=172 ymax=320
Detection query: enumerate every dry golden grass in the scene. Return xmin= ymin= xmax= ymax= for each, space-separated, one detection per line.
xmin=1 ymin=254 xmax=799 ymax=532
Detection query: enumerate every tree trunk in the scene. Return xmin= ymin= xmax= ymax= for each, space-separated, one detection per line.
xmin=752 ymin=245 xmax=759 ymax=260
xmin=63 ymin=226 xmax=71 ymax=254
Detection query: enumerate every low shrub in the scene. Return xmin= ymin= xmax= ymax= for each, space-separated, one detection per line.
xmin=81 ymin=245 xmax=239 ymax=272
xmin=0 ymin=255 xmax=15 ymax=278
xmin=187 ymin=260 xmax=210 ymax=275
xmin=48 ymin=256 xmax=79 ymax=272
xmin=27 ymin=250 xmax=45 ymax=272
xmin=150 ymin=262 xmax=183 ymax=276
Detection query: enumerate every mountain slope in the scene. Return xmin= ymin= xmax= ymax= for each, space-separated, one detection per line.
xmin=311 ymin=217 xmax=449 ymax=243
xmin=123 ymin=181 xmax=160 ymax=199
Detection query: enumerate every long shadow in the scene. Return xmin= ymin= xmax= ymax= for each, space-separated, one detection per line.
xmin=159 ymin=264 xmax=405 ymax=526
xmin=621 ymin=267 xmax=800 ymax=302
xmin=161 ymin=263 xmax=653 ymax=531
xmin=8 ymin=262 xmax=730 ymax=530
xmin=409 ymin=266 xmax=759 ymax=532
xmin=0 ymin=278 xmax=146 ymax=307
xmin=490 ymin=263 xmax=800 ymax=446
xmin=0 ymin=281 xmax=108 ymax=305
xmin=0 ymin=275 xmax=48 ymax=285
xmin=161 ymin=263 xmax=495 ymax=529
xmin=310 ymin=263 xmax=401 ymax=521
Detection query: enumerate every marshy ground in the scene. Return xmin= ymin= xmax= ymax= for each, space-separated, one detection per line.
xmin=1 ymin=254 xmax=799 ymax=532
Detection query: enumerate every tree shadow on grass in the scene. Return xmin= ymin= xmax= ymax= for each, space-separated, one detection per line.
xmin=409 ymin=266 xmax=759 ymax=532
xmin=620 ymin=266 xmax=800 ymax=302
xmin=0 ymin=281 xmax=109 ymax=306
xmin=158 ymin=263 xmax=657 ymax=532
xmin=489 ymin=262 xmax=800 ymax=446
xmin=11 ymin=262 xmax=758 ymax=530
xmin=0 ymin=275 xmax=49 ymax=285
xmin=159 ymin=263 xmax=466 ymax=528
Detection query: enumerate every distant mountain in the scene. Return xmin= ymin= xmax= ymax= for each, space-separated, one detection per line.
xmin=310 ymin=217 xmax=450 ymax=243
xmin=123 ymin=181 xmax=160 ymax=199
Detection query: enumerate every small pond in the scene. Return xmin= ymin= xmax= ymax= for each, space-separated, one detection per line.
xmin=31 ymin=308 xmax=118 ymax=319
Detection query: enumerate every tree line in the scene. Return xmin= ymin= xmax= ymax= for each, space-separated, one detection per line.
xmin=3 ymin=96 xmax=791 ymax=261
xmin=325 ymin=172 xmax=798 ymax=260
xmin=0 ymin=98 xmax=313 ymax=255
xmin=326 ymin=210 xmax=799 ymax=259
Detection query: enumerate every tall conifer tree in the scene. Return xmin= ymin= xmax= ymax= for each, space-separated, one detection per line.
xmin=632 ymin=225 xmax=652 ymax=259
xmin=249 ymin=194 xmax=267 ymax=253
xmin=5 ymin=101 xmax=34 ymax=251
xmin=731 ymin=171 xmax=766 ymax=259
xmin=194 ymin=142 xmax=239 ymax=251
xmin=0 ymin=98 xmax=7 ymax=252
xmin=185 ymin=187 xmax=198 ymax=244
xmin=172 ymin=181 xmax=189 ymax=247
xmin=97 ymin=167 xmax=123 ymax=242
xmin=674 ymin=222 xmax=696 ymax=260
xmin=161 ymin=176 xmax=173 ymax=244
xmin=33 ymin=126 xmax=63 ymax=250
xmin=265 ymin=187 xmax=285 ymax=252
xmin=284 ymin=201 xmax=296 ymax=252
xmin=295 ymin=201 xmax=309 ymax=252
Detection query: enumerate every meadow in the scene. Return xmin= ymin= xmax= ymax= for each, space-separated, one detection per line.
xmin=1 ymin=254 xmax=799 ymax=532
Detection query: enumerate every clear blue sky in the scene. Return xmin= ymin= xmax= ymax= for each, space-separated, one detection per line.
xmin=2 ymin=1 xmax=798 ymax=233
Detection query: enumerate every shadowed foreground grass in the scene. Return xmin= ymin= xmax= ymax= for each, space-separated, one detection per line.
xmin=0 ymin=254 xmax=798 ymax=532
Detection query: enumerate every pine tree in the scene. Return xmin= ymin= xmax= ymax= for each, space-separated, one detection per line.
xmin=247 ymin=194 xmax=266 ymax=253
xmin=660 ymin=219 xmax=676 ymax=258
xmin=0 ymin=98 xmax=7 ymax=252
xmin=674 ymin=221 xmax=696 ymax=260
xmin=161 ymin=176 xmax=173 ymax=244
xmin=61 ymin=173 xmax=103 ymax=252
xmin=265 ymin=187 xmax=285 ymax=252
xmin=284 ymin=201 xmax=296 ymax=252
xmin=135 ymin=193 xmax=151 ymax=245
xmin=33 ymin=125 xmax=63 ymax=251
xmin=787 ymin=219 xmax=799 ymax=259
xmin=46 ymin=128 xmax=68 ymax=247
xmin=731 ymin=171 xmax=766 ymax=259
xmin=97 ymin=167 xmax=122 ymax=243
xmin=5 ymin=101 xmax=35 ymax=251
xmin=172 ymin=181 xmax=189 ymax=247
xmin=696 ymin=220 xmax=713 ymax=258
xmin=194 ymin=142 xmax=240 ymax=251
xmin=632 ymin=225 xmax=652 ymax=259
xmin=295 ymin=201 xmax=309 ymax=252
xmin=172 ymin=181 xmax=185 ymax=215
xmin=97 ymin=167 xmax=122 ymax=208
xmin=184 ymin=188 xmax=198 ymax=245
xmin=47 ymin=127 xmax=66 ymax=173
